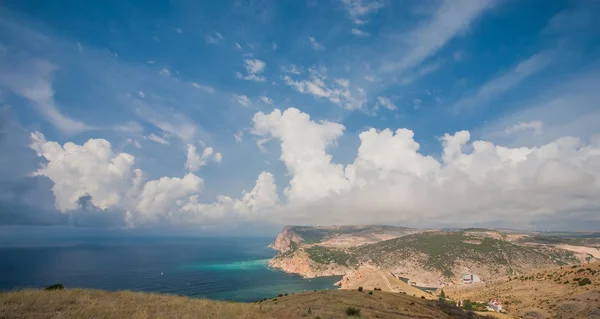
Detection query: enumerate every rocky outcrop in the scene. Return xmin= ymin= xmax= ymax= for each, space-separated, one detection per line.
xmin=269 ymin=250 xmax=349 ymax=278
xmin=268 ymin=226 xmax=304 ymax=252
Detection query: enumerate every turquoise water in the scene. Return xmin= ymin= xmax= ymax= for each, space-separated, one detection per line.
xmin=0 ymin=236 xmax=341 ymax=302
xmin=182 ymin=258 xmax=271 ymax=271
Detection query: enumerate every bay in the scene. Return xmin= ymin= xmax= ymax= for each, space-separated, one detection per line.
xmin=0 ymin=236 xmax=341 ymax=302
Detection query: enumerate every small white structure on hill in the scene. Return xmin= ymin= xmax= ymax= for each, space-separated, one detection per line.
xmin=461 ymin=273 xmax=481 ymax=284
xmin=488 ymin=298 xmax=503 ymax=312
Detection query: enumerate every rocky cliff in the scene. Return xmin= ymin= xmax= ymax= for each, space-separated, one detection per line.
xmin=268 ymin=225 xmax=415 ymax=278
xmin=268 ymin=226 xmax=305 ymax=252
xmin=269 ymin=250 xmax=348 ymax=278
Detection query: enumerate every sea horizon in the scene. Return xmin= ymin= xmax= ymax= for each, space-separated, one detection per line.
xmin=0 ymin=236 xmax=341 ymax=302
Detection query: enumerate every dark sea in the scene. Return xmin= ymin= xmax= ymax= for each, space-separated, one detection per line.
xmin=0 ymin=236 xmax=341 ymax=302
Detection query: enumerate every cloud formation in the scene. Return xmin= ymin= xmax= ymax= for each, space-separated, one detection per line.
xmin=340 ymin=0 xmax=384 ymax=24
xmin=251 ymin=108 xmax=600 ymax=229
xmin=0 ymin=56 xmax=89 ymax=134
xmin=6 ymin=124 xmax=275 ymax=228
xmin=308 ymin=37 xmax=324 ymax=50
xmin=453 ymin=51 xmax=554 ymax=112
xmin=185 ymin=144 xmax=222 ymax=172
xmin=382 ymin=0 xmax=495 ymax=73
xmin=236 ymin=59 xmax=266 ymax=82
xmin=283 ymin=70 xmax=366 ymax=110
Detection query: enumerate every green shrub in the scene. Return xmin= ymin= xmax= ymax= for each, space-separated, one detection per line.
xmin=577 ymin=268 xmax=585 ymax=273
xmin=463 ymin=299 xmax=473 ymax=310
xmin=45 ymin=283 xmax=64 ymax=290
xmin=579 ymin=278 xmax=592 ymax=286
xmin=368 ymin=291 xmax=373 ymax=295
xmin=345 ymin=307 xmax=360 ymax=317
xmin=357 ymin=286 xmax=363 ymax=292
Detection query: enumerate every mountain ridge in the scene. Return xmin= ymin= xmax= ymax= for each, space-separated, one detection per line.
xmin=269 ymin=225 xmax=600 ymax=286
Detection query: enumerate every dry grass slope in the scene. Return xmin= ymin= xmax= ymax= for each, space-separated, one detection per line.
xmin=1 ymin=288 xmax=494 ymax=319
xmin=444 ymin=262 xmax=600 ymax=319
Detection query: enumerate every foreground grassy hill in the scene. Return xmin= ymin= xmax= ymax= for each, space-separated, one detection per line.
xmin=1 ymin=288 xmax=495 ymax=319
xmin=444 ymin=262 xmax=600 ymax=319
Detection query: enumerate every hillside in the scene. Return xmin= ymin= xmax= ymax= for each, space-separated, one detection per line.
xmin=334 ymin=265 xmax=434 ymax=299
xmin=352 ymin=231 xmax=579 ymax=286
xmin=269 ymin=226 xmax=597 ymax=288
xmin=269 ymin=225 xmax=419 ymax=278
xmin=444 ymin=262 xmax=600 ymax=319
xmin=0 ymin=288 xmax=494 ymax=319
xmin=269 ymin=225 xmax=418 ymax=252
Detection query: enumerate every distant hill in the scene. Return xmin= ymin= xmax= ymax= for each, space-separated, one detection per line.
xmin=352 ymin=231 xmax=578 ymax=283
xmin=269 ymin=226 xmax=599 ymax=288
xmin=0 ymin=288 xmax=496 ymax=319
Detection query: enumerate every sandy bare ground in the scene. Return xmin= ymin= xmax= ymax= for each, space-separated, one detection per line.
xmin=336 ymin=265 xmax=435 ymax=299
xmin=557 ymin=244 xmax=600 ymax=258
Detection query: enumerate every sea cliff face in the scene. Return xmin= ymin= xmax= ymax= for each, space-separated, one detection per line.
xmin=268 ymin=227 xmax=350 ymax=278
xmin=268 ymin=226 xmax=305 ymax=252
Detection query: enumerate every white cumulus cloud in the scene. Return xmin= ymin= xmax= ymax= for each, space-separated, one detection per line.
xmin=252 ymin=107 xmax=600 ymax=228
xmin=185 ymin=144 xmax=222 ymax=172
xmin=29 ymin=132 xmax=137 ymax=211
xmin=28 ymin=132 xmax=275 ymax=227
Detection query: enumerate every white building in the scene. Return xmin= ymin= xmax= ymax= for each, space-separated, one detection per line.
xmin=461 ymin=273 xmax=481 ymax=284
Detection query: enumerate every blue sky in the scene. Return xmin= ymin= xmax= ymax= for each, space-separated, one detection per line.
xmin=1 ymin=0 xmax=600 ymax=233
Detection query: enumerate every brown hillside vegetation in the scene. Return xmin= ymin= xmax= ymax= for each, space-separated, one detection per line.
xmin=444 ymin=262 xmax=600 ymax=319
xmin=336 ymin=265 xmax=434 ymax=299
xmin=0 ymin=288 xmax=496 ymax=319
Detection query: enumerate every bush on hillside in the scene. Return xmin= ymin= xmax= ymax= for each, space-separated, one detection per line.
xmin=357 ymin=286 xmax=363 ymax=292
xmin=45 ymin=283 xmax=64 ymax=290
xmin=435 ymin=300 xmax=478 ymax=319
xmin=463 ymin=299 xmax=473 ymax=310
xmin=579 ymin=278 xmax=592 ymax=286
xmin=345 ymin=307 xmax=360 ymax=317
